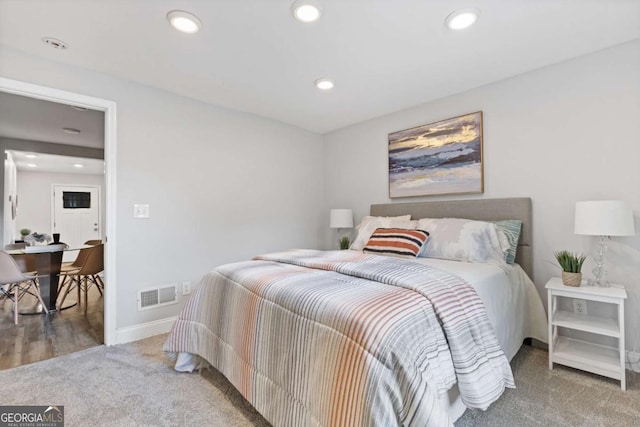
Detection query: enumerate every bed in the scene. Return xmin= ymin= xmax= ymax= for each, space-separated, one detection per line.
xmin=164 ymin=197 xmax=547 ymax=426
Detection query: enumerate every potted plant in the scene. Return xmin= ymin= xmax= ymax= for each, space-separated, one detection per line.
xmin=554 ymin=250 xmax=587 ymax=287
xmin=339 ymin=236 xmax=351 ymax=250
xmin=20 ymin=228 xmax=31 ymax=239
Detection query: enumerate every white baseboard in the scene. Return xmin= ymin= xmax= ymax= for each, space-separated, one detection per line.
xmin=115 ymin=316 xmax=177 ymax=345
xmin=626 ymin=350 xmax=640 ymax=372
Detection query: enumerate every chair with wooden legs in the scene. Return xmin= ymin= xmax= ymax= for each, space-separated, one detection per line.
xmin=1 ymin=253 xmax=37 ymax=306
xmin=58 ymin=240 xmax=103 ymax=294
xmin=0 ymin=251 xmax=48 ymax=325
xmin=57 ymin=244 xmax=104 ymax=314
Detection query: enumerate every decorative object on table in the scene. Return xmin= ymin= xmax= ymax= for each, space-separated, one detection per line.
xmin=24 ymin=232 xmax=53 ymax=246
xmin=574 ymin=200 xmax=635 ymax=287
xmin=329 ymin=209 xmax=354 ymax=250
xmin=20 ymin=228 xmax=31 ymax=239
xmin=554 ymin=250 xmax=587 ymax=287
xmin=388 ymin=111 xmax=483 ymax=198
xmin=49 ymin=233 xmax=68 ymax=249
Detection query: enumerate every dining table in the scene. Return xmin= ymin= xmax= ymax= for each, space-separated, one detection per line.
xmin=7 ymin=244 xmax=90 ymax=313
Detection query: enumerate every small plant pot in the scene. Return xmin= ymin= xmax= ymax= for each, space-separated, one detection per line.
xmin=562 ymin=271 xmax=582 ymax=287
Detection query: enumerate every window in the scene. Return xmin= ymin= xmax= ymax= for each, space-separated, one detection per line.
xmin=63 ymin=191 xmax=91 ymax=209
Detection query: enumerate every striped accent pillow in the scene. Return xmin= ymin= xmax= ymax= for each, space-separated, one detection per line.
xmin=363 ymin=228 xmax=429 ymax=257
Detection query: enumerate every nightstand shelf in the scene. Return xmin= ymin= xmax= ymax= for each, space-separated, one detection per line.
xmin=552 ymin=336 xmax=621 ymax=380
xmin=546 ymin=277 xmax=627 ymax=390
xmin=552 ymin=309 xmax=620 ymax=337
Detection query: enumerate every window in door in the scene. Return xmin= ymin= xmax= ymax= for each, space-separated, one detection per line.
xmin=62 ymin=191 xmax=91 ymax=209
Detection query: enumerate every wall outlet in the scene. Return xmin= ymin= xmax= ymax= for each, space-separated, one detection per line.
xmin=573 ymin=299 xmax=588 ymax=315
xmin=181 ymin=281 xmax=191 ymax=296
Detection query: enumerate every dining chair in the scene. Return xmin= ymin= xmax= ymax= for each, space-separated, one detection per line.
xmin=12 ymin=253 xmax=37 ymax=274
xmin=0 ymin=251 xmax=48 ymax=325
xmin=58 ymin=239 xmax=103 ymax=293
xmin=3 ymin=244 xmax=36 ymax=276
xmin=57 ymin=244 xmax=104 ymax=314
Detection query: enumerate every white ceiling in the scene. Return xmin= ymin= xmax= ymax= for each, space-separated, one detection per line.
xmin=0 ymin=91 xmax=105 ymax=148
xmin=0 ymin=0 xmax=639 ymax=134
xmin=10 ymin=150 xmax=105 ymax=175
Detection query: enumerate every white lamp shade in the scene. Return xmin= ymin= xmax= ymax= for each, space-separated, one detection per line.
xmin=329 ymin=209 xmax=353 ymax=228
xmin=574 ymin=200 xmax=635 ymax=236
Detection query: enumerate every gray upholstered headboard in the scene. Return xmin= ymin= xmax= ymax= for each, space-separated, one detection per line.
xmin=370 ymin=197 xmax=533 ymax=280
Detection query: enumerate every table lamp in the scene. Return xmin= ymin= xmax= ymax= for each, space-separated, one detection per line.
xmin=574 ymin=200 xmax=635 ymax=286
xmin=329 ymin=209 xmax=353 ymax=249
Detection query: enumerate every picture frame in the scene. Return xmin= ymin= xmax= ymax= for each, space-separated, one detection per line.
xmin=388 ymin=111 xmax=483 ymax=198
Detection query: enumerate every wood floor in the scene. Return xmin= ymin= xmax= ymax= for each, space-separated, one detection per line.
xmin=0 ymin=284 xmax=103 ymax=371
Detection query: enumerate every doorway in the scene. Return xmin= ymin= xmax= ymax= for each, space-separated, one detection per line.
xmin=0 ymin=77 xmax=117 ymax=345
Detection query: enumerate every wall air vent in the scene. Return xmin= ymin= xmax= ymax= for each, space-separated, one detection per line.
xmin=137 ymin=285 xmax=178 ymax=311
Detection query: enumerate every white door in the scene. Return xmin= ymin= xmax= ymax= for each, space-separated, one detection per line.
xmin=52 ymin=185 xmax=101 ymax=260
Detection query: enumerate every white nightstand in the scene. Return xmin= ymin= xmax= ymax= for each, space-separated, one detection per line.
xmin=546 ymin=277 xmax=627 ymax=390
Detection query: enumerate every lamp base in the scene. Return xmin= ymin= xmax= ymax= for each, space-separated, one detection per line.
xmin=591 ymin=235 xmax=609 ymax=287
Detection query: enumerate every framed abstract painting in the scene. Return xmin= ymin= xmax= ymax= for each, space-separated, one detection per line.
xmin=388 ymin=111 xmax=484 ymax=198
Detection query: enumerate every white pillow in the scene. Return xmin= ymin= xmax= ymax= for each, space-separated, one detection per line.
xmin=350 ymin=215 xmax=413 ymax=251
xmin=416 ymin=217 xmax=509 ymax=264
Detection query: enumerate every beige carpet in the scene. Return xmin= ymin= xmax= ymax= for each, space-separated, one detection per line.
xmin=0 ymin=334 xmax=637 ymax=426
xmin=0 ymin=334 xmax=267 ymax=426
xmin=455 ymin=346 xmax=640 ymax=426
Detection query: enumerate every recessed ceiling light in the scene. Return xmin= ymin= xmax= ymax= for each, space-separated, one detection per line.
xmin=24 ymin=154 xmax=38 ymax=159
xmin=314 ymin=78 xmax=334 ymax=90
xmin=167 ymin=10 xmax=202 ymax=34
xmin=445 ymin=8 xmax=480 ymax=31
xmin=26 ymin=163 xmax=38 ymax=168
xmin=291 ymin=1 xmax=322 ymax=23
xmin=71 ymin=105 xmax=89 ymax=111
xmin=62 ymin=127 xmax=81 ymax=134
xmin=41 ymin=37 xmax=68 ymax=49
xmin=73 ymin=163 xmax=84 ymax=168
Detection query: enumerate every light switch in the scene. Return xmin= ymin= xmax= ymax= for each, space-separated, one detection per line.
xmin=133 ymin=204 xmax=150 ymax=219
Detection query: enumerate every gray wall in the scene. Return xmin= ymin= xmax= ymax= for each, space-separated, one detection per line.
xmin=0 ymin=47 xmax=326 ymax=329
xmin=323 ymin=40 xmax=640 ymax=351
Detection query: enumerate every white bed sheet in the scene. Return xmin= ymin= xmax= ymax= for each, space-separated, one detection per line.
xmin=411 ymin=258 xmax=548 ymax=358
xmin=405 ymin=257 xmax=547 ymax=420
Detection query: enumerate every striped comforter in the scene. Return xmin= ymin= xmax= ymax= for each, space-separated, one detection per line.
xmin=164 ymin=249 xmax=514 ymax=426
